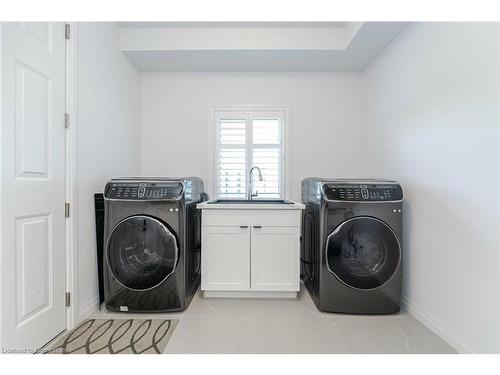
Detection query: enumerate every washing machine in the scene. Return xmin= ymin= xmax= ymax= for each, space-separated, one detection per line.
xmin=301 ymin=178 xmax=403 ymax=314
xmin=103 ymin=177 xmax=206 ymax=313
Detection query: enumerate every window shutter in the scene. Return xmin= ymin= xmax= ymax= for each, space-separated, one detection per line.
xmin=251 ymin=119 xmax=282 ymax=198
xmin=217 ymin=119 xmax=247 ymax=198
xmin=215 ymin=111 xmax=285 ymax=199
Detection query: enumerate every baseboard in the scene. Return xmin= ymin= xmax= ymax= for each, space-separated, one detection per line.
xmin=77 ymin=296 xmax=99 ymax=322
xmin=203 ymin=290 xmax=298 ymax=299
xmin=401 ymin=295 xmax=482 ymax=354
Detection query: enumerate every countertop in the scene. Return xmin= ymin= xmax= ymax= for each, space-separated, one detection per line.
xmin=197 ymin=200 xmax=305 ymax=210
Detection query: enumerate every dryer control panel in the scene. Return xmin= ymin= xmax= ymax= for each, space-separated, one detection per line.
xmin=104 ymin=181 xmax=184 ymax=200
xmin=323 ymin=183 xmax=403 ymax=201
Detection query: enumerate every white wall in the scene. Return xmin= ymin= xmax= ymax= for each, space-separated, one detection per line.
xmin=140 ymin=72 xmax=364 ymax=201
xmin=129 ymin=22 xmax=500 ymax=353
xmin=76 ymin=22 xmax=141 ymax=319
xmin=363 ymin=23 xmax=499 ymax=353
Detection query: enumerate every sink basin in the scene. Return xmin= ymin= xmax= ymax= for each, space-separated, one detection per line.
xmin=208 ymin=199 xmax=294 ymax=205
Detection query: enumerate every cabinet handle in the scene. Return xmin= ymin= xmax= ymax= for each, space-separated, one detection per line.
xmin=253 ymin=225 xmax=262 ymax=229
xmin=240 ymin=225 xmax=248 ymax=229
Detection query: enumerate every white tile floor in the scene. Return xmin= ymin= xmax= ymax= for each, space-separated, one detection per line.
xmin=92 ymin=287 xmax=457 ymax=354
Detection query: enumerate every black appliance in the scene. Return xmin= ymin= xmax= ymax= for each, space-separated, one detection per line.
xmin=103 ymin=177 xmax=205 ymax=312
xmin=301 ymin=178 xmax=403 ymax=314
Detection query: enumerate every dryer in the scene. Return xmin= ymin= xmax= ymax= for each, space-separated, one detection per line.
xmin=301 ymin=178 xmax=403 ymax=314
xmin=103 ymin=177 xmax=206 ymax=313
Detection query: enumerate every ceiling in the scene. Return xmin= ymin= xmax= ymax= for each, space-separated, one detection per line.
xmin=118 ymin=22 xmax=349 ymax=29
xmin=119 ymin=22 xmax=408 ymax=71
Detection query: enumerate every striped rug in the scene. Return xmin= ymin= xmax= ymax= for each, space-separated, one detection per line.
xmin=42 ymin=318 xmax=178 ymax=354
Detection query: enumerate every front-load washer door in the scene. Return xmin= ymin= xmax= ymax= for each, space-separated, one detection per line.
xmin=326 ymin=216 xmax=400 ymax=290
xmin=106 ymin=215 xmax=179 ymax=291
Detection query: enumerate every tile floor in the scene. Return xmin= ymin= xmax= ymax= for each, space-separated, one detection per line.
xmin=92 ymin=287 xmax=457 ymax=354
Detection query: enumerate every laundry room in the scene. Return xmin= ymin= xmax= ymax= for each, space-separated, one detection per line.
xmin=1 ymin=1 xmax=500 ymax=372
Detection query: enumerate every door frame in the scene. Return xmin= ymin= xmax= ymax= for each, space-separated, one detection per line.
xmin=65 ymin=22 xmax=78 ymax=330
xmin=0 ymin=21 xmax=3 ymax=348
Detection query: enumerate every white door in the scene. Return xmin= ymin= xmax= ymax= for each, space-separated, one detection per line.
xmin=1 ymin=22 xmax=67 ymax=351
xmin=250 ymin=226 xmax=300 ymax=291
xmin=201 ymin=226 xmax=250 ymax=291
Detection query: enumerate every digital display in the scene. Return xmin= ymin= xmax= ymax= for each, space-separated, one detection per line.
xmin=104 ymin=182 xmax=184 ymax=200
xmin=323 ymin=184 xmax=403 ymax=201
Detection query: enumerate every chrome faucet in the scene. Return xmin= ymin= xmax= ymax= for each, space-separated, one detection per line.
xmin=248 ymin=166 xmax=263 ymax=200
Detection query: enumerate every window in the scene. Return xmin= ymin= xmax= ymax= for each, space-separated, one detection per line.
xmin=214 ymin=110 xmax=286 ymax=199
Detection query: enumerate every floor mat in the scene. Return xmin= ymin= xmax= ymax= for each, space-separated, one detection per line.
xmin=42 ymin=318 xmax=178 ymax=354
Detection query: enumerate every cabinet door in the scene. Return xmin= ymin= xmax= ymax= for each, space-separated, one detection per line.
xmin=201 ymin=226 xmax=250 ymax=291
xmin=251 ymin=226 xmax=300 ymax=291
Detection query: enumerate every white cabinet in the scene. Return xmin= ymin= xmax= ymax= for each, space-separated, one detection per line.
xmin=201 ymin=226 xmax=250 ymax=291
xmin=250 ymin=226 xmax=300 ymax=291
xmin=198 ymin=206 xmax=304 ymax=298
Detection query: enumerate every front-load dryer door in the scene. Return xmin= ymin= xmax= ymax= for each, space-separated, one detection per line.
xmin=106 ymin=215 xmax=179 ymax=291
xmin=326 ymin=216 xmax=400 ymax=290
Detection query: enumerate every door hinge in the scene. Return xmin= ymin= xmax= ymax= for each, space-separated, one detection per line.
xmin=65 ymin=202 xmax=70 ymax=218
xmin=65 ymin=24 xmax=71 ymax=40
xmin=64 ymin=113 xmax=70 ymax=128
xmin=65 ymin=292 xmax=71 ymax=307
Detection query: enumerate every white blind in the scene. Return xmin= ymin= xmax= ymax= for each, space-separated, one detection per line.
xmin=217 ymin=119 xmax=247 ymax=198
xmin=215 ymin=112 xmax=284 ymax=199
xmin=251 ymin=119 xmax=282 ymax=198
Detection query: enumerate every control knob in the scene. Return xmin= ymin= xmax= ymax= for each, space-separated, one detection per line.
xmin=361 ymin=188 xmax=369 ymax=199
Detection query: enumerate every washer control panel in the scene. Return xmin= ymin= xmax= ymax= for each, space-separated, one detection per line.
xmin=105 ymin=181 xmax=184 ymax=200
xmin=324 ymin=183 xmax=403 ymax=201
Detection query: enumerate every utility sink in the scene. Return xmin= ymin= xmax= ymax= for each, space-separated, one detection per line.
xmin=208 ymin=199 xmax=294 ymax=204
xmin=197 ymin=197 xmax=304 ymax=299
